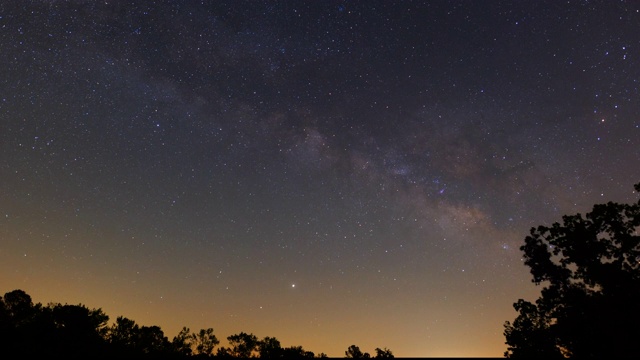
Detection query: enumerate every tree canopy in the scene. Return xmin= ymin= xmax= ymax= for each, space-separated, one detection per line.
xmin=345 ymin=344 xmax=370 ymax=358
xmin=0 ymin=289 xmax=393 ymax=358
xmin=504 ymin=183 xmax=640 ymax=358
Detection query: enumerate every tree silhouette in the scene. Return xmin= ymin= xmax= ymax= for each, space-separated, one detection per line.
xmin=215 ymin=346 xmax=233 ymax=358
xmin=345 ymin=344 xmax=370 ymax=358
xmin=255 ymin=337 xmax=317 ymax=359
xmin=0 ymin=289 xmax=39 ymax=354
xmin=1 ymin=289 xmax=36 ymax=327
xmin=504 ymin=182 xmax=640 ymax=358
xmin=137 ymin=325 xmax=171 ymax=355
xmin=374 ymin=347 xmax=394 ymax=358
xmin=49 ymin=304 xmax=109 ymax=356
xmin=227 ymin=332 xmax=259 ymax=358
xmin=1 ymin=288 xmax=361 ymax=358
xmin=258 ymin=336 xmax=283 ymax=358
xmin=0 ymin=291 xmax=119 ymax=358
xmin=503 ymin=300 xmax=561 ymax=358
xmin=108 ymin=316 xmax=140 ymax=350
xmin=172 ymin=326 xmax=194 ymax=356
xmin=282 ymin=345 xmax=315 ymax=358
xmin=192 ymin=327 xmax=219 ymax=356
xmin=104 ymin=316 xmax=175 ymax=357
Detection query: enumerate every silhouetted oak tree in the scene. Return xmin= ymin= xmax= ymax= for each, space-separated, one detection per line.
xmin=227 ymin=332 xmax=259 ymax=358
xmin=258 ymin=336 xmax=283 ymax=358
xmin=108 ymin=316 xmax=141 ymax=351
xmin=504 ymin=183 xmax=640 ymax=358
xmin=282 ymin=345 xmax=315 ymax=358
xmin=50 ymin=304 xmax=110 ymax=355
xmin=172 ymin=326 xmax=194 ymax=356
xmin=0 ymin=290 xmax=118 ymax=358
xmin=374 ymin=347 xmax=394 ymax=358
xmin=345 ymin=344 xmax=370 ymax=358
xmin=192 ymin=327 xmax=219 ymax=356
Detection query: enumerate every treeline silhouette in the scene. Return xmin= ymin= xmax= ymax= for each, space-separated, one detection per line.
xmin=504 ymin=182 xmax=640 ymax=358
xmin=0 ymin=289 xmax=393 ymax=358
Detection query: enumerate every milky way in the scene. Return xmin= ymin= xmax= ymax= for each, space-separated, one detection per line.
xmin=1 ymin=1 xmax=639 ymax=356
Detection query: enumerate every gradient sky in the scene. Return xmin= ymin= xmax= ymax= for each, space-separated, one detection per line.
xmin=1 ymin=1 xmax=639 ymax=357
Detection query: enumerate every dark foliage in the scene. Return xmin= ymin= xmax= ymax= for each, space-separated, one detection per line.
xmin=345 ymin=344 xmax=370 ymax=358
xmin=0 ymin=289 xmax=393 ymax=358
xmin=504 ymin=183 xmax=640 ymax=358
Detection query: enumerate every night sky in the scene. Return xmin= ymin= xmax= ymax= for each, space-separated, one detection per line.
xmin=1 ymin=1 xmax=639 ymax=357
